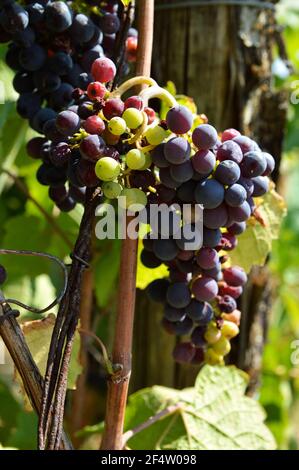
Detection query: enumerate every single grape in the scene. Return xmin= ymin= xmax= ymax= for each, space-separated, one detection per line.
xmin=44 ymin=1 xmax=72 ymax=32
xmin=223 ymin=266 xmax=247 ymax=286
xmin=56 ymin=195 xmax=76 ymax=212
xmin=192 ymin=149 xmax=216 ymax=175
xmin=176 ymin=180 xmax=197 ymax=203
xmin=144 ymin=106 xmax=156 ymax=124
xmin=100 ymin=12 xmax=120 ymax=34
xmin=19 ymin=43 xmax=46 ymax=71
xmin=103 ymin=98 xmax=125 ymax=119
xmin=172 ymin=342 xmax=196 ymax=364
xmin=126 ymin=149 xmax=146 ymax=170
xmin=187 ymin=299 xmax=213 ymax=324
xmin=212 ymin=336 xmax=231 ymax=356
xmin=227 ymin=221 xmax=246 ymax=235
xmin=153 ymin=239 xmax=179 ymax=262
xmin=80 ymin=134 xmax=106 ymax=161
xmin=166 ymin=282 xmax=191 ymax=309
xmin=216 ymin=140 xmax=243 ymax=164
xmin=50 ymin=142 xmax=71 ymax=167
xmin=192 ymin=276 xmax=218 ymax=302
xmin=228 ymin=200 xmax=251 ymax=222
xmin=202 ymin=227 xmax=222 ymax=248
xmin=91 ymin=57 xmax=116 ymax=83
xmin=87 ymin=81 xmax=107 ymax=101
xmin=221 ymin=320 xmax=239 ymax=339
xmin=122 ymin=108 xmax=143 ymax=129
xmin=76 ymin=159 xmax=99 ymax=187
xmin=203 ymin=203 xmax=228 ymax=229
xmin=233 ymin=135 xmax=254 ymax=154
xmin=156 ymin=184 xmax=176 ymax=204
xmin=192 ymin=124 xmax=218 ymax=150
xmin=140 ymin=249 xmax=161 ymax=268
xmin=173 ymin=316 xmax=193 ymax=335
xmin=102 ymin=181 xmax=122 ymax=199
xmin=219 ymin=283 xmax=243 ymax=299
xmin=70 ymin=13 xmax=95 ymax=44
xmin=150 ymin=144 xmax=168 ymax=168
xmin=221 ymin=128 xmax=240 ymax=142
xmin=252 ymin=176 xmax=269 ymax=197
xmin=83 ymin=115 xmax=105 ymax=135
xmin=48 ymin=51 xmax=73 ymax=76
xmin=164 ymin=136 xmax=190 ymax=165
xmin=262 ymin=152 xmax=275 ymax=176
xmin=224 ymin=183 xmax=247 ymax=207
xmin=196 ymin=247 xmax=219 ymax=270
xmin=240 ymin=151 xmax=267 ymax=177
xmin=164 ymin=304 xmax=186 ymax=322
xmin=124 ymin=95 xmax=143 ymax=110
xmin=170 ymin=160 xmax=193 ymax=183
xmin=119 ymin=188 xmax=147 ymax=209
xmin=145 ymin=125 xmax=168 ymax=146
xmin=159 ymin=167 xmax=178 ymax=189
xmin=204 ymin=324 xmax=221 ymax=344
xmin=55 ymin=110 xmax=80 ymax=136
xmin=194 ymin=179 xmax=224 ymax=209
xmin=0 ymin=3 xmax=29 ymax=34
xmin=215 ymin=160 xmax=240 ymax=185
xmin=146 ymin=279 xmax=170 ymax=303
xmin=191 ymin=326 xmax=207 ymax=347
xmin=95 ymin=156 xmax=120 ymax=181
xmin=108 ymin=116 xmax=127 ymax=135
xmin=218 ymin=295 xmax=237 ymax=313
xmin=166 ymin=105 xmax=193 ymax=134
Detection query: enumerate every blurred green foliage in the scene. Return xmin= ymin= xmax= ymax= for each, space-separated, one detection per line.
xmin=259 ymin=0 xmax=299 ymax=450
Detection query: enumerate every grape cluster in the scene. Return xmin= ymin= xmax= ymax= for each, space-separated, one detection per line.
xmin=0 ymin=0 xmax=137 ymax=132
xmin=142 ymin=120 xmax=275 ymax=366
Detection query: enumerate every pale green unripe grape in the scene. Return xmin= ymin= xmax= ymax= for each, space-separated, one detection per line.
xmin=140 ymin=152 xmax=152 ymax=170
xmin=212 ymin=336 xmax=231 ymax=356
xmin=119 ymin=188 xmax=147 ymax=210
xmin=122 ymin=108 xmax=143 ymax=129
xmin=95 ymin=157 xmax=121 ymax=181
xmin=145 ymin=125 xmax=168 ymax=145
xmin=102 ymin=181 xmax=123 ymax=199
xmin=126 ymin=149 xmax=146 ymax=170
xmin=108 ymin=117 xmax=127 ymax=136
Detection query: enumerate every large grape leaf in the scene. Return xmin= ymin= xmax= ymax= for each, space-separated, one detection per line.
xmin=124 ymin=365 xmax=276 ymax=450
xmin=229 ymin=187 xmax=287 ymax=272
xmin=15 ymin=314 xmax=82 ymax=409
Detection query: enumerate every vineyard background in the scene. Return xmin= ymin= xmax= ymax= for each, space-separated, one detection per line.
xmin=0 ymin=0 xmax=298 ymax=450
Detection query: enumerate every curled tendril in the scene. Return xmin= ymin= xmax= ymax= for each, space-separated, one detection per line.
xmin=0 ymin=249 xmax=68 ymax=314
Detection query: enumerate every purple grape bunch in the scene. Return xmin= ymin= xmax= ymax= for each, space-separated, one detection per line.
xmin=142 ymin=115 xmax=275 ymax=366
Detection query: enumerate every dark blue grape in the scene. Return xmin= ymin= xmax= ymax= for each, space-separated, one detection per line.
xmin=140 ymin=249 xmax=161 ymax=269
xmin=170 ymin=160 xmax=193 ymax=183
xmin=16 ymin=92 xmax=41 ymax=119
xmin=153 ymin=239 xmax=179 ymax=262
xmin=13 ymin=71 xmax=34 ymax=93
xmin=0 ymin=3 xmax=29 ymax=33
xmin=164 ymin=304 xmax=186 ymax=322
xmin=49 ymin=82 xmax=74 ymax=110
xmin=173 ymin=317 xmax=193 ymax=336
xmin=252 ymin=176 xmax=269 ymax=196
xmin=194 ymin=179 xmax=224 ymax=209
xmin=202 ymin=227 xmax=222 ymax=248
xmin=44 ymin=1 xmax=73 ymax=32
xmin=164 ymin=137 xmax=190 ymax=165
xmin=19 ymin=44 xmax=46 ymax=71
xmin=151 ymin=144 xmax=169 ymax=168
xmin=166 ymin=282 xmax=191 ymax=309
xmin=192 ymin=124 xmax=218 ymax=150
xmin=30 ymin=107 xmax=57 ymax=133
xmin=146 ymin=278 xmax=170 ymax=303
xmin=48 ymin=51 xmax=73 ymax=76
xmin=215 ymin=160 xmax=240 ymax=185
xmin=225 ymin=183 xmax=247 ymax=207
xmin=240 ymin=151 xmax=267 ymax=177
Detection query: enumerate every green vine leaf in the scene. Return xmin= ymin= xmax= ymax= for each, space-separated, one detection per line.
xmin=15 ymin=314 xmax=82 ymax=410
xmin=124 ymin=365 xmax=276 ymax=450
xmin=229 ymin=187 xmax=287 ymax=272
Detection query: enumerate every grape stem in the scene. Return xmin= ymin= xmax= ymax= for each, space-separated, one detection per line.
xmin=139 ymin=84 xmax=177 ymax=108
xmin=111 ymin=75 xmax=157 ymax=98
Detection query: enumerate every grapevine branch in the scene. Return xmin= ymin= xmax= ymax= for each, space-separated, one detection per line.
xmin=100 ymin=0 xmax=154 ymax=451
xmin=0 ymin=292 xmax=72 ymax=450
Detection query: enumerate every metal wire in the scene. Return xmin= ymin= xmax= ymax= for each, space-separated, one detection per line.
xmin=0 ymin=249 xmax=68 ymax=314
xmin=155 ymin=1 xmax=275 ymax=11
